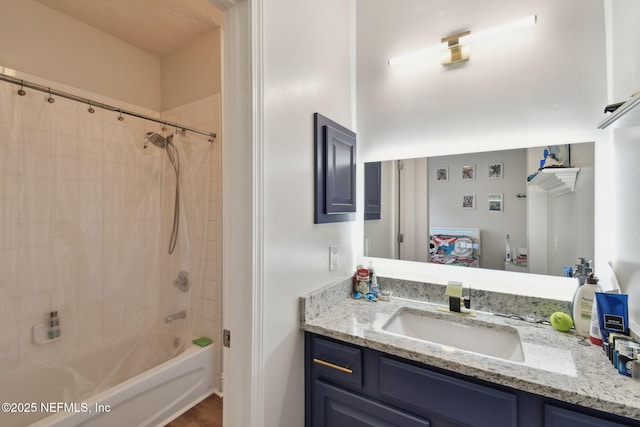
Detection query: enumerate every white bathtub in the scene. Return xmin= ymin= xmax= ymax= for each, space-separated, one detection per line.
xmin=1 ymin=335 xmax=214 ymax=427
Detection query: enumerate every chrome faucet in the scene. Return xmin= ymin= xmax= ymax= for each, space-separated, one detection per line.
xmin=164 ymin=310 xmax=186 ymax=323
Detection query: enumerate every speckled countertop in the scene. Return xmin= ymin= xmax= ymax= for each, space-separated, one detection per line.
xmin=300 ymin=277 xmax=640 ymax=421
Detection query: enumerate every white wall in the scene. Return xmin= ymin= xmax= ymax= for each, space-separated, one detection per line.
xmin=0 ymin=0 xmax=161 ymax=111
xmin=357 ymin=0 xmax=606 ymax=162
xmin=546 ymin=143 xmax=595 ymax=276
xmin=606 ymin=0 xmax=640 ymax=326
xmin=161 ymin=29 xmax=222 ymax=111
xmin=261 ymin=0 xmax=356 ymax=425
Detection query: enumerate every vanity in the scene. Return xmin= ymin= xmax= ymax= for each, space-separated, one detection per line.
xmin=301 ymin=277 xmax=640 ymax=427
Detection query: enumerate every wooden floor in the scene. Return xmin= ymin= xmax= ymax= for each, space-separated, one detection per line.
xmin=165 ymin=394 xmax=222 ymax=427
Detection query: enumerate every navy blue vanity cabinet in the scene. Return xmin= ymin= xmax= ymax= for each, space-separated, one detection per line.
xmin=305 ymin=332 xmax=640 ymax=427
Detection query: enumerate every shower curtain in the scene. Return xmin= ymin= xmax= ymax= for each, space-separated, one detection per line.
xmin=0 ymin=77 xmax=214 ymax=398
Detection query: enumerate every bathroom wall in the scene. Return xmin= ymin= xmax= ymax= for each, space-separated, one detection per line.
xmin=606 ymin=0 xmax=640 ymax=326
xmin=357 ymin=0 xmax=606 ymax=161
xmin=258 ymin=0 xmax=357 ymax=425
xmin=0 ymin=0 xmax=161 ymax=111
xmin=161 ymin=29 xmax=222 ymax=111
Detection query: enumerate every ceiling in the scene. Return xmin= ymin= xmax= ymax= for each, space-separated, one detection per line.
xmin=35 ymin=0 xmax=223 ymax=57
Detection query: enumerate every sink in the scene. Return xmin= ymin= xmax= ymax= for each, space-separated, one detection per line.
xmin=381 ymin=308 xmax=525 ymax=362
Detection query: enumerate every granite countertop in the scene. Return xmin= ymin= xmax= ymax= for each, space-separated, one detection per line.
xmin=300 ymin=277 xmax=640 ymax=421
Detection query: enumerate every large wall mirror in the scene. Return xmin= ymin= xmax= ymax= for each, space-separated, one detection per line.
xmin=363 ymin=142 xmax=594 ymax=277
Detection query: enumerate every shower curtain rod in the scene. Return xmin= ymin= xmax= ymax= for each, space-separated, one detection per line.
xmin=0 ymin=73 xmax=217 ymax=141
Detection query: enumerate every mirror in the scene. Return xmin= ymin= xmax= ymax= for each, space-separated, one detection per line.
xmin=363 ymin=142 xmax=594 ymax=277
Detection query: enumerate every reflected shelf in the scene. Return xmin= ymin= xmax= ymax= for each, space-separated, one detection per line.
xmin=527 ymin=167 xmax=580 ymax=197
xmin=598 ymin=92 xmax=640 ymax=129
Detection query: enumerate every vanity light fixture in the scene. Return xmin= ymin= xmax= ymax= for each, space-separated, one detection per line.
xmin=388 ymin=14 xmax=537 ymax=67
xmin=440 ymin=31 xmax=471 ymax=66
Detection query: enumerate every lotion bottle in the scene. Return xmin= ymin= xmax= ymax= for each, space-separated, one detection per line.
xmin=505 ymin=234 xmax=512 ymax=263
xmin=573 ymin=274 xmax=598 ymax=337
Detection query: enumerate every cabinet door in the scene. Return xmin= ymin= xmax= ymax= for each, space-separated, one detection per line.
xmin=545 ymin=405 xmax=632 ymax=427
xmin=364 ymin=161 xmax=381 ymax=220
xmin=314 ymin=380 xmax=430 ymax=427
xmin=314 ymin=113 xmax=357 ymax=224
xmin=325 ymin=125 xmax=356 ymax=214
xmin=379 ymin=357 xmax=517 ymax=427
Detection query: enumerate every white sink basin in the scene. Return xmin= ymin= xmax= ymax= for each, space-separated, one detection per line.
xmin=382 ymin=308 xmax=525 ymax=362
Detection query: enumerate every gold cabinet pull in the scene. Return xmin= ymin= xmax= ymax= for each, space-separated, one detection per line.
xmin=313 ymin=358 xmax=353 ymax=374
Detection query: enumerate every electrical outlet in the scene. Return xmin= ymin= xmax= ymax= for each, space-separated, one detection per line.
xmin=329 ymin=245 xmax=338 ymax=271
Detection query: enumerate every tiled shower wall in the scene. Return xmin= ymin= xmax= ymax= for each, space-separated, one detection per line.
xmin=161 ymin=95 xmax=223 ymax=393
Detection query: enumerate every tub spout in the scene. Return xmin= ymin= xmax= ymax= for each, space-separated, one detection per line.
xmin=165 ymin=310 xmax=186 ymax=323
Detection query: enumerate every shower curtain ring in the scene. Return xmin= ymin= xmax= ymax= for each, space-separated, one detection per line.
xmin=118 ymin=109 xmax=124 ymax=121
xmin=88 ymin=101 xmax=95 ymax=114
xmin=47 ymin=88 xmax=55 ymax=104
xmin=18 ymin=80 xmax=26 ymax=96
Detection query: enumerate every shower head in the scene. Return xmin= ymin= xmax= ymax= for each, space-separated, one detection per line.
xmin=143 ymin=131 xmax=181 ymax=255
xmin=144 ymin=132 xmax=175 ymax=149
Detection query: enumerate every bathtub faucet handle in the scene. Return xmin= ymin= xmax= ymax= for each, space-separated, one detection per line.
xmin=173 ymin=271 xmax=189 ymax=293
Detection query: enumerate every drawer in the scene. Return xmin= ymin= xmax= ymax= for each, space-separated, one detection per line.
xmin=545 ymin=405 xmax=631 ymax=427
xmin=314 ymin=380 xmax=430 ymax=427
xmin=379 ymin=357 xmax=517 ymax=427
xmin=311 ymin=336 xmax=363 ymax=389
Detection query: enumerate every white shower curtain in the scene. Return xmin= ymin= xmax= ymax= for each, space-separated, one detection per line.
xmin=0 ymin=76 xmax=214 ymax=399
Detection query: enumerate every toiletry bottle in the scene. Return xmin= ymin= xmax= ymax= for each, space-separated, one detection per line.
xmin=573 ymin=274 xmax=598 ymax=337
xmin=505 ymin=234 xmax=512 ymax=263
xmin=368 ymin=261 xmax=378 ymax=296
xmin=370 ymin=272 xmax=379 ymax=297
xmin=48 ymin=311 xmax=56 ymax=339
xmin=589 ymin=277 xmax=603 ymax=345
xmin=54 ymin=311 xmax=61 ymax=338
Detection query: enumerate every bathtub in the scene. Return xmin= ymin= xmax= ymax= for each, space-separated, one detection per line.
xmin=1 ymin=334 xmax=214 ymax=427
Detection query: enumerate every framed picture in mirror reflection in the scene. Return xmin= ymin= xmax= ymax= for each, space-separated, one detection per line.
xmin=488 ymin=193 xmax=503 ymax=212
xmin=462 ymin=194 xmax=476 ymax=209
xmin=462 ymin=164 xmax=475 ymax=180
xmin=436 ymin=167 xmax=449 ymax=181
xmin=488 ymin=162 xmax=503 ymax=179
